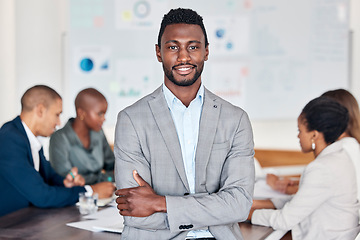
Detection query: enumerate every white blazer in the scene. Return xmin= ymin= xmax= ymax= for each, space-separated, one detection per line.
xmin=252 ymin=139 xmax=360 ymax=240
xmin=340 ymin=137 xmax=360 ymax=213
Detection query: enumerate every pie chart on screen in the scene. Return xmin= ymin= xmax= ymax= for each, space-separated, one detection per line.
xmin=134 ymin=1 xmax=150 ymax=19
xmin=80 ymin=58 xmax=94 ymax=72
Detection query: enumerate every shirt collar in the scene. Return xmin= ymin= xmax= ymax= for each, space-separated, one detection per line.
xmin=162 ymin=83 xmax=204 ymax=109
xmin=22 ymin=121 xmax=42 ymax=152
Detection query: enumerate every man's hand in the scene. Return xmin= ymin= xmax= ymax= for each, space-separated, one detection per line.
xmin=63 ymin=167 xmax=85 ymax=187
xmin=90 ymin=182 xmax=115 ymax=199
xmin=115 ymin=170 xmax=166 ymax=217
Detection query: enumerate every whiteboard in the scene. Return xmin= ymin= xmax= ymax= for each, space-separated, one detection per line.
xmin=66 ymin=0 xmax=350 ymax=126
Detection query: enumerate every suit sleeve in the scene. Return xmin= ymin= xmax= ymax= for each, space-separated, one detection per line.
xmin=40 ymin=148 xmax=65 ymax=186
xmin=114 ymin=111 xmax=169 ymax=230
xmin=0 ymin=132 xmax=85 ymax=208
xmin=251 ymin=161 xmax=332 ymax=230
xmin=166 ymin=110 xmax=255 ymax=233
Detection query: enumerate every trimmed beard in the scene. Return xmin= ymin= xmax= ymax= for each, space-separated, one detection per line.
xmin=163 ymin=63 xmax=204 ymax=87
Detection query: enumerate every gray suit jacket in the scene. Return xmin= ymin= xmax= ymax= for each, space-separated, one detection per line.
xmin=115 ymin=86 xmax=255 ymax=240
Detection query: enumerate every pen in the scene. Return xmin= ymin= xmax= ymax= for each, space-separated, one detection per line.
xmin=69 ymin=171 xmax=75 ymax=180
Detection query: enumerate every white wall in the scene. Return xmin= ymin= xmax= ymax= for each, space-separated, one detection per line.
xmin=350 ymin=0 xmax=360 ymax=99
xmin=1 ymin=0 xmax=359 ymax=150
xmin=0 ymin=0 xmax=16 ymax=124
xmin=15 ymin=0 xmax=66 ymax=94
xmin=0 ymin=0 xmax=68 ymax=124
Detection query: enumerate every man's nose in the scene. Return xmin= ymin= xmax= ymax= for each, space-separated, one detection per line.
xmin=177 ymin=47 xmax=190 ymax=63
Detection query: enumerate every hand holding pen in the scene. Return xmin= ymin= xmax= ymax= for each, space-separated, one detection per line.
xmin=63 ymin=167 xmax=85 ymax=187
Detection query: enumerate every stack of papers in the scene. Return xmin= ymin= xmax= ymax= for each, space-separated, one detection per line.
xmin=97 ymin=195 xmax=116 ymax=207
xmin=67 ymin=202 xmax=124 ymax=233
xmin=254 ymin=179 xmax=290 ymax=199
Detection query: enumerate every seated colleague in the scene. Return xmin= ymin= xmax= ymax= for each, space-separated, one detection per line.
xmin=249 ymin=96 xmax=360 ymax=240
xmin=49 ymin=88 xmax=114 ymax=185
xmin=322 ymin=89 xmax=360 ymax=143
xmin=267 ymin=89 xmax=360 ymax=195
xmin=0 ymin=85 xmax=115 ymax=217
xmin=114 ymin=8 xmax=255 ymax=239
xmin=323 ymin=89 xmax=360 ymax=227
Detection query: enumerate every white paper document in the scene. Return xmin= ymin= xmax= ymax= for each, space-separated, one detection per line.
xmin=253 ymin=179 xmax=290 ymax=199
xmin=67 ymin=205 xmax=124 ymax=233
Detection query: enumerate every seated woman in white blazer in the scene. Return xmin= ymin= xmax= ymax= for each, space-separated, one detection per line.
xmin=267 ymin=89 xmax=360 ymax=196
xmin=248 ymin=96 xmax=360 ymax=240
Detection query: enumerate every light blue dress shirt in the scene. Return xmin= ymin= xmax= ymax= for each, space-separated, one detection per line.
xmin=163 ymin=84 xmax=214 ymax=238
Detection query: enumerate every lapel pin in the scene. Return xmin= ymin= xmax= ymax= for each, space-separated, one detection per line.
xmin=213 ymin=105 xmax=217 ymax=108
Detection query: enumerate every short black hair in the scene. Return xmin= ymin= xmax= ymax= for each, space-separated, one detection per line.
xmin=21 ymin=85 xmax=61 ymax=112
xmin=300 ymin=96 xmax=349 ymax=144
xmin=157 ymin=8 xmax=209 ymax=48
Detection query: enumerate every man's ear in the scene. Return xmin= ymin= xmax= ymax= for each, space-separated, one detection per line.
xmin=155 ymin=44 xmax=162 ymax=63
xmin=204 ymin=44 xmax=209 ymax=61
xmin=35 ymin=103 xmax=46 ymax=118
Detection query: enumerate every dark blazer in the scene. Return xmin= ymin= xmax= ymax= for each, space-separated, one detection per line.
xmin=0 ymin=116 xmax=85 ymax=216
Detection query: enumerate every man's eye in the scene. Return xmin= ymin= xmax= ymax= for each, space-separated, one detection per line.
xmin=169 ymin=46 xmax=177 ymax=50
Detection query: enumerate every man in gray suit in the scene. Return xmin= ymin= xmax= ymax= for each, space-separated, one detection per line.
xmin=114 ymin=8 xmax=255 ymax=240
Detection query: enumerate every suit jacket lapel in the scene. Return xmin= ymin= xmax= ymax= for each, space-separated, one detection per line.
xmin=195 ymin=89 xmax=221 ymax=192
xmin=148 ymin=87 xmax=190 ymax=192
xmin=14 ymin=116 xmax=34 ymax=167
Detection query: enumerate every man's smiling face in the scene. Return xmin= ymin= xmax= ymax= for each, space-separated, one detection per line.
xmin=156 ymin=23 xmax=209 ymax=87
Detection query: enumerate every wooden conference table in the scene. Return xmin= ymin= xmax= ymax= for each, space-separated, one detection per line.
xmin=0 ymin=206 xmax=275 ymax=240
